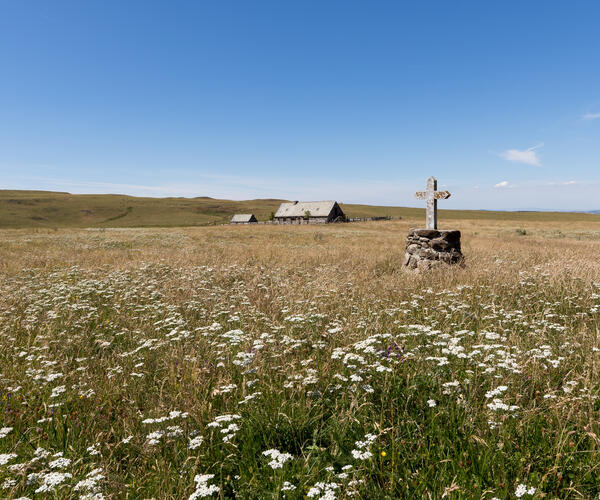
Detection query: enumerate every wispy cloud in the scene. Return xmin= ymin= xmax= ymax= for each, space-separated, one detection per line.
xmin=494 ymin=180 xmax=581 ymax=189
xmin=546 ymin=180 xmax=577 ymax=186
xmin=498 ymin=143 xmax=543 ymax=166
xmin=582 ymin=112 xmax=600 ymax=121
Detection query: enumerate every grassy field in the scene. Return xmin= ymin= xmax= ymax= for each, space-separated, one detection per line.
xmin=2 ymin=189 xmax=600 ymax=229
xmin=1 ymin=217 xmax=600 ymax=498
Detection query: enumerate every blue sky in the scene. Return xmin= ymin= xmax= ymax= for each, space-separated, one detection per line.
xmin=1 ymin=1 xmax=599 ymax=210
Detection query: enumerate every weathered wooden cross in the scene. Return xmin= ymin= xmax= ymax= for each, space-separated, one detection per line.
xmin=414 ymin=176 xmax=451 ymax=230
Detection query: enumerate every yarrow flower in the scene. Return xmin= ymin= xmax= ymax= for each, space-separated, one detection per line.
xmin=142 ymin=410 xmax=188 ymax=424
xmin=34 ymin=472 xmax=73 ymax=493
xmin=2 ymin=478 xmax=17 ymax=489
xmin=50 ymin=385 xmax=66 ymax=398
xmin=0 ymin=427 xmax=13 ymax=439
xmin=281 ymin=481 xmax=296 ymax=491
xmin=515 ymin=483 xmax=536 ymax=497
xmin=87 ymin=444 xmax=100 ymax=456
xmin=146 ymin=430 xmax=164 ymax=446
xmin=74 ymin=468 xmax=104 ymax=493
xmin=351 ymin=449 xmax=373 ymax=460
xmin=262 ymin=449 xmax=294 ymax=469
xmin=34 ymin=447 xmax=50 ymax=459
xmin=351 ymin=432 xmax=377 ymax=461
xmin=307 ymin=482 xmax=339 ymax=499
xmin=48 ymin=457 xmax=71 ymax=469
xmin=0 ymin=453 xmax=17 ymax=465
xmin=207 ymin=414 xmax=242 ymax=442
xmin=188 ymin=474 xmax=219 ymax=499
xmin=485 ymin=386 xmax=508 ymax=399
xmin=189 ymin=435 xmax=204 ymax=450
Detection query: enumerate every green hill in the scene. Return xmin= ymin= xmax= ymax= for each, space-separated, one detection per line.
xmin=1 ymin=190 xmax=599 ymax=228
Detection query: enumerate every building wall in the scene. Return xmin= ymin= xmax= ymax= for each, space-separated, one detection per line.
xmin=274 ymin=216 xmax=330 ymax=224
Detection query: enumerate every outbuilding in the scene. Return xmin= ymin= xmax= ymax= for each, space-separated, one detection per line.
xmin=274 ymin=201 xmax=345 ymax=224
xmin=230 ymin=214 xmax=258 ymax=224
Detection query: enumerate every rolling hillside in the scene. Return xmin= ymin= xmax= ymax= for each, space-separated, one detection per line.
xmin=1 ymin=190 xmax=600 ymax=228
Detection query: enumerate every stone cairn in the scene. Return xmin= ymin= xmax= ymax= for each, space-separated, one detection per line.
xmin=403 ymin=176 xmax=464 ymax=271
xmin=403 ymin=228 xmax=463 ymax=270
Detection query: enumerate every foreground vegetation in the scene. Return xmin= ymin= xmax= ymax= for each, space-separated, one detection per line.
xmin=2 ymin=189 xmax=600 ymax=228
xmin=1 ymin=218 xmax=600 ymax=498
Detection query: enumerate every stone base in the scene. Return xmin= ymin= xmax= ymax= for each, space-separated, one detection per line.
xmin=403 ymin=228 xmax=464 ymax=271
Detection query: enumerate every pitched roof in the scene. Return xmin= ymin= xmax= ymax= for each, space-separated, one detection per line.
xmin=230 ymin=214 xmax=256 ymax=223
xmin=274 ymin=201 xmax=338 ymax=218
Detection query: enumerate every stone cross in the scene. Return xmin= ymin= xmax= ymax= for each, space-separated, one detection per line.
xmin=414 ymin=176 xmax=451 ymax=230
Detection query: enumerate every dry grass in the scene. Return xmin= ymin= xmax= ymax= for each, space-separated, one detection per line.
xmin=1 ymin=218 xmax=600 ymax=498
xmin=2 ymin=218 xmax=600 ymax=279
xmin=3 ymin=189 xmax=600 ymax=228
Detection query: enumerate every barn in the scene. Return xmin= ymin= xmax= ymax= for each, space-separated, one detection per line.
xmin=274 ymin=201 xmax=346 ymax=224
xmin=230 ymin=214 xmax=258 ymax=224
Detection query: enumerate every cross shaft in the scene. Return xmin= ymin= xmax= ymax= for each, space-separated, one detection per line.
xmin=414 ymin=176 xmax=451 ymax=229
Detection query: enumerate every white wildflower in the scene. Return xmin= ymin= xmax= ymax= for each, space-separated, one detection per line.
xmin=515 ymin=483 xmax=536 ymax=497
xmin=2 ymin=478 xmax=17 ymax=489
xmin=34 ymin=447 xmax=50 ymax=459
xmin=50 ymin=385 xmax=66 ymax=398
xmin=146 ymin=430 xmax=164 ymax=445
xmin=262 ymin=449 xmax=294 ymax=469
xmin=485 ymin=386 xmax=508 ymax=399
xmin=87 ymin=444 xmax=100 ymax=456
xmin=189 ymin=474 xmax=219 ymax=499
xmin=74 ymin=468 xmax=104 ymax=492
xmin=48 ymin=457 xmax=71 ymax=469
xmin=0 ymin=453 xmax=17 ymax=465
xmin=34 ymin=472 xmax=72 ymax=493
xmin=189 ymin=435 xmax=204 ymax=450
xmin=281 ymin=481 xmax=296 ymax=491
xmin=351 ymin=449 xmax=373 ymax=460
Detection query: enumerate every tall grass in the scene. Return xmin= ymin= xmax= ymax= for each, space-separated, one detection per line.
xmin=1 ymin=220 xmax=600 ymax=498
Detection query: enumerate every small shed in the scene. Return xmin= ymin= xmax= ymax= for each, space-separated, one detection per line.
xmin=274 ymin=201 xmax=345 ymax=224
xmin=230 ymin=214 xmax=258 ymax=224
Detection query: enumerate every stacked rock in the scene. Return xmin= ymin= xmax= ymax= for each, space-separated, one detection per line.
xmin=403 ymin=228 xmax=464 ymax=271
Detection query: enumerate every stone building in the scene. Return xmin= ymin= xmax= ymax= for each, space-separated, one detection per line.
xmin=274 ymin=201 xmax=346 ymax=224
xmin=230 ymin=214 xmax=258 ymax=224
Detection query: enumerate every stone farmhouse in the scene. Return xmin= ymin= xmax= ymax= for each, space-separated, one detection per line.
xmin=274 ymin=201 xmax=346 ymax=224
xmin=230 ymin=214 xmax=258 ymax=224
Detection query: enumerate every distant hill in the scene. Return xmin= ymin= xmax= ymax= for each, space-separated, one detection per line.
xmin=1 ymin=190 xmax=600 ymax=229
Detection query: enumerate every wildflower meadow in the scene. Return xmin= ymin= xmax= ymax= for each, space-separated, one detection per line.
xmin=1 ymin=218 xmax=600 ymax=498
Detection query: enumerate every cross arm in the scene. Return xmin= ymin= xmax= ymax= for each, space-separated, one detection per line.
xmin=414 ymin=191 xmax=428 ymax=200
xmin=434 ymin=191 xmax=451 ymax=200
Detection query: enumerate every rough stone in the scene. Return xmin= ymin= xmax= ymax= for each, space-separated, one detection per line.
xmin=406 ymin=243 xmax=420 ymax=254
xmin=430 ymin=237 xmax=450 ymax=252
xmin=414 ymin=229 xmax=440 ymax=239
xmin=403 ymin=228 xmax=464 ymax=271
xmin=417 ymin=248 xmax=436 ymax=259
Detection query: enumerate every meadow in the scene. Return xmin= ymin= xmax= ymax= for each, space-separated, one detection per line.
xmin=2 ymin=190 xmax=600 ymax=228
xmin=1 ymin=216 xmax=600 ymax=499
